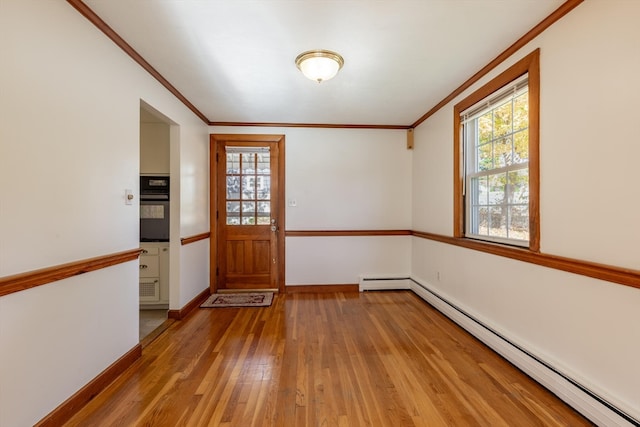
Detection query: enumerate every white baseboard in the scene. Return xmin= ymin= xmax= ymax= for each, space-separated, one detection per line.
xmin=358 ymin=276 xmax=411 ymax=292
xmin=409 ymin=278 xmax=638 ymax=427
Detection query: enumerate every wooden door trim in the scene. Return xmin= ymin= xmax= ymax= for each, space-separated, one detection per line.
xmin=209 ymin=134 xmax=285 ymax=293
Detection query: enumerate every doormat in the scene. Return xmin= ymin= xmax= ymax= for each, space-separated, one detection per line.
xmin=200 ymin=292 xmax=274 ymax=308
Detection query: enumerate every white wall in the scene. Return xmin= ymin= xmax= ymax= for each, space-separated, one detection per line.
xmin=140 ymin=122 xmax=170 ymax=175
xmin=412 ymin=0 xmax=640 ymax=420
xmin=0 ymin=1 xmax=209 ymax=425
xmin=3 ymin=0 xmax=637 ymax=424
xmin=211 ymin=126 xmax=412 ymax=286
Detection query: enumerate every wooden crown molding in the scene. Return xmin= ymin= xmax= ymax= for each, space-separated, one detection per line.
xmin=67 ymin=0 xmax=583 ymax=130
xmin=411 ymin=0 xmax=584 ymax=128
xmin=66 ymin=0 xmax=209 ymax=124
xmin=209 ymin=121 xmax=411 ymax=130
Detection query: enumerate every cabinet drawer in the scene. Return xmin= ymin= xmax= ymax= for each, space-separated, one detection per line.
xmin=140 ymin=246 xmax=159 ymax=256
xmin=139 ymin=255 xmax=159 ymax=277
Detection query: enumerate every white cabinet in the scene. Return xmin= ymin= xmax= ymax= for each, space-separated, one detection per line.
xmin=139 ymin=242 xmax=169 ymax=308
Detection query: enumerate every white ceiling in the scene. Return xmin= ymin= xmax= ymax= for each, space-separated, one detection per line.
xmin=84 ymin=0 xmax=566 ymax=127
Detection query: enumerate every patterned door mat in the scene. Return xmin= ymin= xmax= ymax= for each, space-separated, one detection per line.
xmin=200 ymin=292 xmax=274 ymax=308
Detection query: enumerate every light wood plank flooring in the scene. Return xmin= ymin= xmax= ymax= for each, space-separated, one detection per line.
xmin=65 ymin=291 xmax=592 ymax=426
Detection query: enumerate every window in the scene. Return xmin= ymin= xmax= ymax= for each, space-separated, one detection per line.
xmin=454 ymin=49 xmax=539 ymax=251
xmin=225 ymin=146 xmax=272 ymax=225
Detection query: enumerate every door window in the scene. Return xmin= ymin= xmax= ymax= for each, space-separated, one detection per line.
xmin=225 ymin=147 xmax=271 ymax=225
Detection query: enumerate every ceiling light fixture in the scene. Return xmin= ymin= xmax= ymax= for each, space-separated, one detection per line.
xmin=295 ymin=49 xmax=344 ymax=83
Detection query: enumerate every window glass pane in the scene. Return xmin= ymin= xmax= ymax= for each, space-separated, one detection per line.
xmin=514 ymin=130 xmax=529 ymax=163
xmin=225 ymin=147 xmax=271 ymax=227
xmin=227 ymin=201 xmax=240 ymax=216
xmin=477 ymin=143 xmax=492 ymax=171
xmin=242 ymin=201 xmax=255 ymax=215
xmin=257 ymin=201 xmax=270 ymax=214
xmin=513 ymin=92 xmax=529 ymax=131
xmin=256 ymin=176 xmax=270 ymax=200
xmin=508 ymin=206 xmax=529 ymax=240
xmin=493 ymin=137 xmax=512 ymax=167
xmin=493 ymin=101 xmax=513 ymax=138
xmin=257 ymin=203 xmax=270 ymax=225
xmin=478 ymin=112 xmax=493 ymax=144
xmin=470 ymin=176 xmax=488 ymax=206
xmin=226 ymin=177 xmax=240 ymax=199
xmin=477 ymin=176 xmax=488 ymax=205
xmin=226 ymin=153 xmax=240 ymax=174
xmin=241 ymin=176 xmax=255 ymax=199
xmin=475 ymin=206 xmax=489 ymax=235
xmin=488 ymin=173 xmax=505 ymax=205
xmin=489 ymin=206 xmax=507 ymax=237
xmin=257 ymin=153 xmax=270 ymax=175
xmin=508 ymin=169 xmax=529 ymax=204
xmin=242 ymin=153 xmax=255 ymax=174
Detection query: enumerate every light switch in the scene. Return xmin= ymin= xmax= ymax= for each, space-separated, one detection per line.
xmin=125 ymin=189 xmax=134 ymax=205
xmin=288 ymin=199 xmax=297 ymax=207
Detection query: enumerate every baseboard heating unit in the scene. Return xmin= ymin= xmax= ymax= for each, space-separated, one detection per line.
xmin=358 ymin=276 xmax=412 ymax=292
xmin=409 ymin=278 xmax=639 ymax=427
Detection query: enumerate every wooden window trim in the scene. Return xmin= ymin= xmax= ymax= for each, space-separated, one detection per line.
xmin=454 ymin=49 xmax=540 ymax=252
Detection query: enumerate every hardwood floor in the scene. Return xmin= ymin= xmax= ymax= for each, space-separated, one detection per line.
xmin=64 ymin=291 xmax=592 ymax=426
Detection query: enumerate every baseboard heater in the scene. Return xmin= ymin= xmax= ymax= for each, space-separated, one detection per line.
xmin=408 ymin=278 xmax=639 ymax=427
xmin=358 ymin=276 xmax=412 ymax=292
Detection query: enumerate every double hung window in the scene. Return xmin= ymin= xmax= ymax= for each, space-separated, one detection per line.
xmin=454 ymin=49 xmax=539 ymax=251
xmin=462 ymin=76 xmax=529 ymax=246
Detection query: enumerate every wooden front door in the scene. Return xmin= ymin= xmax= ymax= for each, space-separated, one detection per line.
xmin=211 ymin=134 xmax=285 ymax=292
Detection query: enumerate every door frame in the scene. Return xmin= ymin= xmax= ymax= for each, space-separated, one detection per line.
xmin=209 ymin=134 xmax=286 ymax=293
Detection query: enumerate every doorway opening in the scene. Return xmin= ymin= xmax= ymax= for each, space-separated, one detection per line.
xmin=139 ymin=103 xmax=172 ymax=341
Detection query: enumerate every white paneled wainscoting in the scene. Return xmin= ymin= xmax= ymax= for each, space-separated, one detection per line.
xmin=358 ymin=276 xmax=639 ymax=427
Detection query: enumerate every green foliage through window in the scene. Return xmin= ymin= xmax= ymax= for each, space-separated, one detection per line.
xmin=463 ymin=77 xmax=530 ymax=245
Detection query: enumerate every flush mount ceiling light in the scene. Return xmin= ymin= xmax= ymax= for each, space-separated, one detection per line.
xmin=295 ymin=49 xmax=344 ymax=83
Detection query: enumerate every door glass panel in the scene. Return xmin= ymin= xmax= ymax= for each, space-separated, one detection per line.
xmin=257 ymin=176 xmax=270 ymax=200
xmin=242 ymin=201 xmax=256 ymax=214
xmin=241 ymin=176 xmax=255 ymax=199
xmin=226 ymin=153 xmax=240 ymax=174
xmin=242 ymin=153 xmax=255 ymax=174
xmin=226 ymin=177 xmax=240 ymax=199
xmin=257 ymin=153 xmax=270 ymax=175
xmin=225 ymin=146 xmax=271 ymax=226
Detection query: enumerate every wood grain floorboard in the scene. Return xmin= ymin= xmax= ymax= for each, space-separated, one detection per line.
xmin=63 ymin=291 xmax=593 ymax=426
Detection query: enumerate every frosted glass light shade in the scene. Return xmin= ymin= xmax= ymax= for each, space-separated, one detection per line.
xmin=295 ymin=50 xmax=344 ymax=83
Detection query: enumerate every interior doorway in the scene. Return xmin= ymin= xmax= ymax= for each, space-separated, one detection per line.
xmin=139 ymin=103 xmax=172 ymax=340
xmin=210 ymin=134 xmax=285 ymax=293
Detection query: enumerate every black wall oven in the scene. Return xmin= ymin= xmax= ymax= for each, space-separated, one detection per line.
xmin=140 ymin=176 xmax=170 ymax=242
